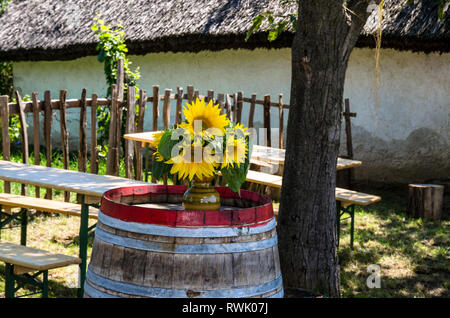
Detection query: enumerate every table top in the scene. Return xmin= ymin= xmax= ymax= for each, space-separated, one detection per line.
xmin=124 ymin=131 xmax=362 ymax=170
xmin=124 ymin=131 xmax=159 ymax=146
xmin=0 ymin=160 xmax=151 ymax=198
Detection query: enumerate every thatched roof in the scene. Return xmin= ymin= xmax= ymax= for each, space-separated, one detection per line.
xmin=0 ymin=0 xmax=448 ymax=61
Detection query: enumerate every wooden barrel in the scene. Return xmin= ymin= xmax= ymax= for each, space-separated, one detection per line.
xmin=84 ymin=185 xmax=283 ymax=298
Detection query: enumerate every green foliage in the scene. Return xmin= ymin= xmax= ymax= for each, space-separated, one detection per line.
xmin=246 ymin=0 xmax=448 ymax=43
xmin=245 ymin=11 xmax=297 ymax=43
xmin=91 ymin=15 xmax=140 ymax=96
xmin=0 ymin=1 xmax=13 ymax=98
xmin=0 ymin=0 xmax=10 ymax=14
xmin=0 ymin=61 xmax=13 ymax=97
xmin=219 ymin=125 xmax=252 ymax=194
xmin=245 ymin=0 xmax=297 ymax=42
xmin=151 ymin=130 xmax=183 ymax=181
xmin=406 ymin=0 xmax=448 ymax=19
xmin=91 ymin=14 xmax=141 ymax=153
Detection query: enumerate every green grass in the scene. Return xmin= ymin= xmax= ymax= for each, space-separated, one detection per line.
xmin=337 ymin=185 xmax=449 ymax=298
xmin=0 ymin=151 xmax=448 ymax=298
xmin=270 ymin=185 xmax=449 ymax=298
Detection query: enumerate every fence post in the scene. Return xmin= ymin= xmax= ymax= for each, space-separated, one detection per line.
xmin=15 ymin=91 xmax=29 ymax=196
xmin=0 ymin=95 xmax=10 ymax=194
xmin=163 ymin=89 xmax=172 ymax=129
xmin=43 ymin=90 xmax=52 ymax=200
xmin=236 ymin=91 xmax=243 ymax=124
xmin=263 ymin=95 xmax=271 ymax=147
xmin=106 ymin=84 xmax=119 ymax=176
xmin=248 ymin=94 xmax=256 ymax=128
xmin=58 ymin=90 xmax=70 ymax=201
xmin=225 ymin=94 xmax=232 ymax=121
xmin=187 ymin=86 xmax=194 ymax=104
xmin=278 ymin=94 xmax=284 ymax=149
xmin=79 ymin=88 xmax=88 ymax=173
xmin=206 ymin=90 xmax=214 ymax=104
xmin=117 ymin=58 xmax=125 ymax=102
xmin=217 ymin=93 xmax=225 ymax=115
xmin=135 ymin=89 xmax=147 ymax=180
xmin=152 ymin=85 xmax=160 ymax=131
xmin=90 ymin=93 xmax=99 ymax=174
xmin=344 ymin=98 xmax=355 ymax=188
xmin=175 ymin=87 xmax=183 ymax=125
xmin=31 ymin=92 xmax=40 ymax=199
xmin=125 ymin=87 xmax=136 ymax=179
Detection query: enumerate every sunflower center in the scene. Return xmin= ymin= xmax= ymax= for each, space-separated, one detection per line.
xmin=192 ymin=117 xmax=213 ymax=131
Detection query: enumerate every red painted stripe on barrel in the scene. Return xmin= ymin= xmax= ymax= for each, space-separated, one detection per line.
xmin=204 ymin=210 xmax=233 ymax=226
xmin=100 ymin=185 xmax=273 ymax=228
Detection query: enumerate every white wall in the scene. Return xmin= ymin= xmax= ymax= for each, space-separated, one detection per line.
xmin=13 ymin=47 xmax=450 ymax=183
xmin=344 ymin=48 xmax=450 ymax=183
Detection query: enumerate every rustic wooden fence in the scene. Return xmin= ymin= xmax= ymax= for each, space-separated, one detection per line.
xmin=0 ymin=86 xmax=293 ymax=199
xmin=0 ymin=64 xmax=356 ymax=201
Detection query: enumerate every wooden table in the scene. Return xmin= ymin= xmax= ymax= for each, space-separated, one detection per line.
xmin=0 ymin=160 xmax=151 ymax=297
xmin=124 ymin=131 xmax=363 ymax=172
xmin=252 ymin=144 xmax=362 ymax=170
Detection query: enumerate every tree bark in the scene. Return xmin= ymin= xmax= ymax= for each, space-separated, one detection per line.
xmin=277 ymin=0 xmax=378 ymax=297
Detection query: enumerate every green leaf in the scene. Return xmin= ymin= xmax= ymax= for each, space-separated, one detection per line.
xmin=290 ymin=14 xmax=297 ymax=32
xmin=245 ymin=15 xmax=264 ymax=42
xmin=268 ymin=21 xmax=288 ymax=42
xmin=97 ymin=50 xmax=105 ymax=62
xmin=221 ymin=166 xmax=242 ymax=194
xmin=220 ymin=136 xmax=252 ymax=194
xmin=158 ymin=130 xmax=184 ymax=160
xmin=438 ymin=2 xmax=444 ymax=20
xmin=151 ymin=158 xmax=171 ymax=181
xmin=267 ymin=29 xmax=278 ymax=42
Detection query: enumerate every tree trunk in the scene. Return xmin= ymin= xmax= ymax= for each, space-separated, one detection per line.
xmin=277 ymin=0 xmax=377 ymax=297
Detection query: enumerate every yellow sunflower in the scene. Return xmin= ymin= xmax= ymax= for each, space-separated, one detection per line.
xmin=179 ymin=98 xmax=229 ymax=138
xmin=151 ymin=131 xmax=166 ymax=162
xmin=233 ymin=123 xmax=249 ymax=137
xmin=166 ymin=147 xmax=217 ymax=181
xmin=150 ymin=131 xmax=164 ymax=148
xmin=221 ymin=137 xmax=248 ymax=169
xmin=154 ymin=151 xmax=165 ymax=162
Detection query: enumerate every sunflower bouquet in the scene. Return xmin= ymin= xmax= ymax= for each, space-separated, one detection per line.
xmin=151 ymin=98 xmax=252 ymax=196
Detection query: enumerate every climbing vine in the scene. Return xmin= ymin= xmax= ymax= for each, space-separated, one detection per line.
xmin=91 ymin=15 xmax=141 ymax=155
xmin=0 ymin=0 xmax=13 ymax=97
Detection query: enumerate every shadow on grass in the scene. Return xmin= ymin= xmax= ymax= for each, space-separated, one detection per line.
xmin=338 ymin=186 xmax=449 ymax=297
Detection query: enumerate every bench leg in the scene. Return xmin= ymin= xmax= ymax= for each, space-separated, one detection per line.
xmin=4 ymin=264 xmax=50 ymax=298
xmin=42 ymin=270 xmax=48 ymax=298
xmin=5 ymin=263 xmax=15 ymax=298
xmin=20 ymin=208 xmax=27 ymax=246
xmin=336 ymin=201 xmax=341 ymax=248
xmin=0 ymin=207 xmax=28 ymax=246
xmin=77 ymin=196 xmax=89 ymax=298
xmin=336 ymin=202 xmax=356 ymax=250
xmin=350 ymin=205 xmax=355 ymax=249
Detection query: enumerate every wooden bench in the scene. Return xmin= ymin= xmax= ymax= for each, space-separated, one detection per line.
xmin=334 ymin=188 xmax=381 ymax=249
xmin=0 ymin=193 xmax=99 ymax=219
xmin=247 ymin=170 xmax=381 ymax=249
xmin=0 ymin=241 xmax=81 ymax=298
xmin=0 ymin=193 xmax=99 ymax=246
